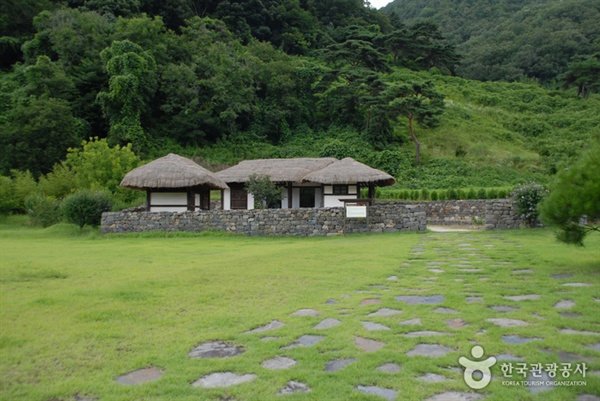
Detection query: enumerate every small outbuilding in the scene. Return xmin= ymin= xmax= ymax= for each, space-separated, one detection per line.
xmin=215 ymin=157 xmax=395 ymax=210
xmin=120 ymin=153 xmax=228 ymax=212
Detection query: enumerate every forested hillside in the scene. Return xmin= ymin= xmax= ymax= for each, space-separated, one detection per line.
xmin=0 ymin=0 xmax=598 ymax=201
xmin=383 ymin=0 xmax=600 ymax=83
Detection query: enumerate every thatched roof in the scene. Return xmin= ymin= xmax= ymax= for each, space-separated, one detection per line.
xmin=120 ymin=153 xmax=228 ymax=190
xmin=215 ymin=158 xmax=337 ymax=183
xmin=302 ymin=157 xmax=396 ymax=186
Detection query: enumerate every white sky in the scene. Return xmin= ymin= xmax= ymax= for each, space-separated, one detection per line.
xmin=368 ymin=0 xmax=393 ymax=9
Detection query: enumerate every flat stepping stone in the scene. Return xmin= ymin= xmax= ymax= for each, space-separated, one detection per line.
xmin=446 ymin=318 xmax=468 ymax=328
xmin=378 ymin=363 xmax=402 ymax=373
xmin=362 ymin=321 xmax=391 ymax=331
xmin=387 ymin=275 xmax=398 ymax=280
xmin=282 ymin=335 xmax=325 ymax=349
xmin=466 ymin=297 xmax=483 ymax=303
xmin=260 ymin=336 xmax=279 ymax=341
xmin=115 ymin=367 xmax=163 ymax=385
xmin=525 ymin=370 xmax=553 ymax=394
xmin=395 ymin=295 xmax=444 ymax=304
xmin=559 ymin=312 xmax=582 ymax=317
xmin=577 ymin=396 xmax=600 ymax=401
xmin=313 ymin=318 xmax=341 ymax=330
xmin=560 ymin=329 xmax=600 ymax=336
xmin=503 ymin=294 xmax=540 ymax=301
xmin=192 ymin=372 xmax=256 ymax=388
xmin=188 ymin=341 xmax=244 ymax=358
xmin=325 ymin=298 xmax=338 ymax=304
xmin=404 ymin=331 xmax=450 ymax=338
xmin=399 ymin=318 xmax=422 ymax=325
xmin=458 ymin=268 xmax=483 ymax=272
xmin=551 ymin=273 xmax=574 ymax=279
xmin=291 ymin=308 xmax=319 ymax=316
xmin=554 ymin=300 xmax=575 ymax=309
xmin=562 ymin=282 xmax=592 ymax=287
xmin=585 ymin=342 xmax=600 ymax=352
xmin=486 ymin=318 xmax=529 ymax=327
xmin=277 ymin=381 xmax=310 ymax=394
xmin=434 ymin=307 xmax=460 ymax=314
xmin=496 ymin=353 xmax=525 ymax=361
xmin=261 ymin=356 xmax=297 ymax=370
xmin=416 ymin=373 xmax=449 ymax=383
xmin=512 ymin=269 xmax=533 ymax=274
xmin=429 ymin=268 xmax=445 ymax=273
xmin=425 ymin=392 xmax=484 ymax=401
xmin=368 ymin=308 xmax=402 ymax=317
xmin=355 ymin=336 xmax=385 ymax=352
xmin=406 ymin=344 xmax=455 ymax=357
xmin=356 ymin=385 xmax=397 ymax=401
xmin=540 ymin=349 xmax=595 ymax=363
xmin=502 ymin=335 xmax=541 ymax=344
xmin=245 ymin=320 xmax=285 ymax=333
xmin=361 ymin=298 xmax=382 ymax=305
xmin=489 ymin=305 xmax=519 ymax=312
xmin=324 ymin=358 xmax=356 ymax=372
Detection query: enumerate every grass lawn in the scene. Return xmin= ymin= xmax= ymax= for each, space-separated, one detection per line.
xmin=0 ymin=218 xmax=598 ymax=401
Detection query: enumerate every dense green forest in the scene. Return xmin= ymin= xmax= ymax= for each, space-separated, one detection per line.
xmin=383 ymin=0 xmax=600 ymax=83
xmin=0 ymin=0 xmax=598 ymax=206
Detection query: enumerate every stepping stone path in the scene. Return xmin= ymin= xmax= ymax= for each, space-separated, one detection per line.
xmin=378 ymin=363 xmax=402 ymax=373
xmin=151 ymin=232 xmax=597 ymax=399
xmin=313 ymin=318 xmax=341 ymax=329
xmin=192 ymin=372 xmax=256 ymax=388
xmin=277 ymin=381 xmax=310 ymax=394
xmin=406 ymin=344 xmax=455 ymax=357
xmin=282 ymin=335 xmax=325 ymax=349
xmin=325 ymin=358 xmax=356 ymax=372
xmin=188 ymin=341 xmax=244 ymax=358
xmin=261 ymin=356 xmax=296 ymax=370
xmin=115 ymin=367 xmax=163 ymax=385
xmin=362 ymin=321 xmax=391 ymax=331
xmin=356 ymin=385 xmax=397 ymax=401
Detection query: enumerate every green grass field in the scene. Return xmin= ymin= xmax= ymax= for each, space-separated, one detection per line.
xmin=1 ymin=219 xmax=598 ymax=401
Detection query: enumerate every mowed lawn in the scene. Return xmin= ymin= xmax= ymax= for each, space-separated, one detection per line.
xmin=0 ymin=220 xmax=599 ymax=401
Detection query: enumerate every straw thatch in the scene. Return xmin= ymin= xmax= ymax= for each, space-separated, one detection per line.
xmin=302 ymin=157 xmax=396 ymax=186
xmin=215 ymin=158 xmax=337 ymax=183
xmin=120 ymin=153 xmax=228 ymax=190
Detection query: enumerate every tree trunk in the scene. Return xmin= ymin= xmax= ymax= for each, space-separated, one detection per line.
xmin=408 ymin=112 xmax=420 ymax=165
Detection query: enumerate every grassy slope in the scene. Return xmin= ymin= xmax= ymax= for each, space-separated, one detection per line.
xmin=1 ymin=220 xmax=599 ymax=400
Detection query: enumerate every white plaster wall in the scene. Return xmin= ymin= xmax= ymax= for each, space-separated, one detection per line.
xmin=247 ymin=192 xmax=255 ymax=210
xmin=324 ymin=194 xmax=357 ymax=208
xmin=150 ymin=192 xmax=188 ymax=212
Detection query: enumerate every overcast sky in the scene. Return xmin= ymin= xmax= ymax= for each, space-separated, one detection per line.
xmin=368 ymin=0 xmax=393 ymax=9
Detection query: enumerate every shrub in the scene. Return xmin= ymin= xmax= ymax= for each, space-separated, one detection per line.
xmin=0 ymin=176 xmax=18 ymax=214
xmin=497 ymin=189 xmax=509 ymax=198
xmin=467 ymin=188 xmax=477 ymax=199
xmin=421 ymin=188 xmax=430 ymax=201
xmin=245 ymin=174 xmax=283 ymax=209
xmin=457 ymin=189 xmax=466 ymax=199
xmin=487 ymin=188 xmax=498 ymax=199
xmin=410 ymin=190 xmax=419 ymax=200
xmin=38 ymin=164 xmax=77 ymax=199
xmin=477 ymin=188 xmax=487 ymax=199
xmin=25 ymin=194 xmax=62 ymax=227
xmin=447 ymin=188 xmax=458 ymax=200
xmin=62 ymin=191 xmax=112 ymax=228
xmin=510 ymin=182 xmax=549 ymax=227
xmin=430 ymin=190 xmax=438 ymax=201
xmin=11 ymin=170 xmax=38 ymax=212
xmin=438 ymin=190 xmax=447 ymax=200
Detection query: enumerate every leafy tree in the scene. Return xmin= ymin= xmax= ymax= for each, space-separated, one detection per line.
xmin=385 ymin=79 xmax=445 ymax=164
xmin=561 ymin=53 xmax=600 ymax=99
xmin=245 ymin=174 xmax=284 ymax=209
xmin=62 ymin=190 xmax=112 ymax=228
xmin=96 ymin=40 xmax=157 ymax=152
xmin=63 ymin=137 xmax=141 ymax=203
xmin=539 ymin=143 xmax=600 ymax=246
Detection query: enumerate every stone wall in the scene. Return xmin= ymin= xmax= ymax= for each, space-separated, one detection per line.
xmin=101 ymin=203 xmax=426 ymax=236
xmin=484 ymin=198 xmax=527 ymax=230
xmin=424 ymin=200 xmax=488 ymax=226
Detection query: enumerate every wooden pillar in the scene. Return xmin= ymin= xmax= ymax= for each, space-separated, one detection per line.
xmin=368 ymin=183 xmax=375 ymax=203
xmin=187 ymin=190 xmax=195 ymax=211
xmin=146 ymin=190 xmax=151 ymax=211
xmin=287 ymin=182 xmax=293 ymax=209
xmin=221 ymin=190 xmax=224 ymax=210
xmin=356 ymin=183 xmax=361 ymax=199
xmin=205 ymin=189 xmax=211 ymax=210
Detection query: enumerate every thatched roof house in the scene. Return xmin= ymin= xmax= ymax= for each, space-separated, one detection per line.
xmin=216 ymin=157 xmax=395 ymax=210
xmin=121 ymin=153 xmax=228 ymax=212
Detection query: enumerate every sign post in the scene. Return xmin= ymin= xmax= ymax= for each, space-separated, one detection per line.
xmin=343 ymin=199 xmax=371 ymax=232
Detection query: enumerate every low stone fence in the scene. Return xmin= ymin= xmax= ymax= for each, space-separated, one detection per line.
xmin=484 ymin=198 xmax=527 ymax=230
xmin=424 ymin=200 xmax=488 ymax=226
xmin=101 ymin=203 xmax=426 ymax=236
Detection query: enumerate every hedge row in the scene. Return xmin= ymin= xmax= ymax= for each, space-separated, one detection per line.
xmin=374 ymin=187 xmax=511 ymax=201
